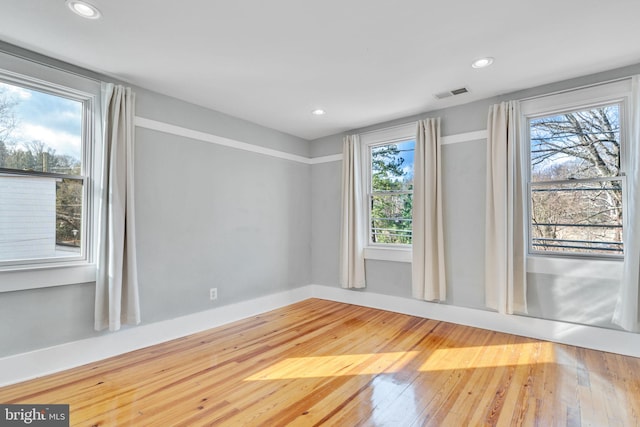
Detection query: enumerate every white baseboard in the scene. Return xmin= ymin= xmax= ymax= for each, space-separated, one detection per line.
xmin=308 ymin=284 xmax=640 ymax=359
xmin=0 ymin=286 xmax=313 ymax=387
xmin=1 ymin=284 xmax=638 ymax=387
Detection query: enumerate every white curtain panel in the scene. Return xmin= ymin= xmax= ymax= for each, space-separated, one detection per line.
xmin=613 ymin=75 xmax=640 ymax=332
xmin=411 ymin=118 xmax=446 ymax=301
xmin=339 ymin=134 xmax=366 ymax=288
xmin=485 ymin=101 xmax=527 ymax=314
xmin=95 ymin=83 xmax=141 ymax=331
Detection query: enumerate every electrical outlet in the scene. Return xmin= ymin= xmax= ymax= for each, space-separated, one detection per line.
xmin=209 ymin=288 xmax=218 ymax=301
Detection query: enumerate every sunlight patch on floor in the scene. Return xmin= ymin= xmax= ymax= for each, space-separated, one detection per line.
xmin=244 ymin=351 xmax=420 ymax=380
xmin=419 ymin=342 xmax=556 ymax=371
xmin=244 ymin=342 xmax=558 ymax=381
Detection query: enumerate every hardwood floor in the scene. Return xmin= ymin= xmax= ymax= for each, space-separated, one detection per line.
xmin=1 ymin=298 xmax=639 ymax=426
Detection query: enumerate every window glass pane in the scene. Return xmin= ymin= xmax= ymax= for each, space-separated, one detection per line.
xmin=0 ymin=81 xmax=82 ymax=174
xmin=371 ymin=140 xmax=415 ymax=191
xmin=56 ymin=177 xmax=83 ymax=252
xmin=371 ymin=193 xmax=412 ymax=244
xmin=0 ymin=81 xmax=83 ymax=263
xmin=530 ymin=104 xmax=620 ymax=182
xmin=531 ymin=180 xmax=623 ymax=255
xmin=370 ymin=139 xmax=414 ymax=245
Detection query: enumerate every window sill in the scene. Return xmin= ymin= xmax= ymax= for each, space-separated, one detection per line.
xmin=527 ymin=255 xmax=622 ymax=280
xmin=0 ymin=263 xmax=96 ymax=293
xmin=364 ymin=246 xmax=412 ymax=263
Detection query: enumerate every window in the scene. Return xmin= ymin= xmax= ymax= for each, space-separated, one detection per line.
xmin=522 ymin=80 xmax=630 ymax=258
xmin=369 ymin=140 xmax=415 ymax=244
xmin=361 ymin=123 xmax=416 ymax=259
xmin=0 ymin=51 xmax=101 ymax=289
xmin=0 ymin=81 xmax=88 ymax=264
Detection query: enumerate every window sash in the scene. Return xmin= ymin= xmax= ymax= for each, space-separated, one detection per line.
xmin=527 ymin=171 xmax=625 ymax=259
xmin=0 ymin=169 xmax=89 ymax=267
xmin=365 ymin=137 xmax=415 ymax=247
xmin=369 ymin=192 xmax=413 ymax=245
xmin=0 ymin=71 xmax=96 ymax=270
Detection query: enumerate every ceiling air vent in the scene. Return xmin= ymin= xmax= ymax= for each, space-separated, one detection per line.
xmin=434 ymin=87 xmax=470 ymax=100
xmin=451 ymin=87 xmax=469 ymax=95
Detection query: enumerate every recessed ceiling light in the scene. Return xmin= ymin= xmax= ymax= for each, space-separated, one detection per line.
xmin=66 ymin=0 xmax=102 ymax=19
xmin=472 ymin=57 xmax=494 ymax=69
xmin=311 ymin=109 xmax=326 ymax=116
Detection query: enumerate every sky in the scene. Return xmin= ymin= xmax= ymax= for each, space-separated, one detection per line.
xmin=371 ymin=139 xmax=416 ymax=186
xmin=0 ymin=81 xmax=82 ymax=161
xmin=529 ymin=105 xmax=620 ymax=181
xmin=396 ymin=140 xmax=415 ymax=180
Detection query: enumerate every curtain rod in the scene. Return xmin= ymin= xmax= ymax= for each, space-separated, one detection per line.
xmin=356 ymin=120 xmax=418 ymax=137
xmin=517 ymin=76 xmax=632 ymax=103
xmin=0 ymin=46 xmax=102 ymax=84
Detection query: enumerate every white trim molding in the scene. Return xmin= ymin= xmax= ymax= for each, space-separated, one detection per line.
xmin=364 ymin=247 xmax=412 ymax=263
xmin=135 ymin=116 xmax=488 ymax=166
xmin=135 ymin=117 xmax=312 ymax=164
xmin=0 ymin=286 xmax=313 ymax=387
xmin=0 ymin=263 xmax=96 ymax=292
xmin=2 ymin=284 xmax=639 ymax=387
xmin=308 ymin=285 xmax=640 ymax=358
xmin=441 ymin=130 xmax=487 ymax=145
xmin=310 ymin=153 xmax=343 ymax=164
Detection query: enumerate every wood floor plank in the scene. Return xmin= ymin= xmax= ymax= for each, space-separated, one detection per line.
xmin=1 ymin=298 xmax=639 ymax=426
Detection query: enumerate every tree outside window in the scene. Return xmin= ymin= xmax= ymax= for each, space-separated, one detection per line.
xmin=529 ymin=104 xmax=623 ymax=256
xmin=369 ymin=140 xmax=415 ymax=245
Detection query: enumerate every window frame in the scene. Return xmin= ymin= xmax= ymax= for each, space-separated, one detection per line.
xmin=0 ymin=51 xmax=102 ymax=291
xmin=360 ymin=122 xmax=416 ymax=262
xmin=520 ymin=79 xmax=631 ymax=262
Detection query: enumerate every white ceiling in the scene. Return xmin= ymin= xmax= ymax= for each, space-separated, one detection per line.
xmin=1 ymin=0 xmax=640 ymax=140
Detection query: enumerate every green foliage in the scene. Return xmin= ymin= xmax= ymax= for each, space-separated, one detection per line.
xmin=372 ymin=145 xmax=405 ymax=190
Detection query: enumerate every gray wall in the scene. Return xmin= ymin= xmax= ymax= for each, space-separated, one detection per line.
xmin=2 ymin=42 xmax=639 ymax=358
xmin=135 ymin=128 xmax=310 ymax=324
xmin=0 ymin=44 xmax=311 ymax=357
xmin=310 ymin=64 xmax=640 ymax=330
xmin=310 ymin=102 xmax=493 ymax=310
xmin=135 ymin=87 xmax=310 ymax=158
